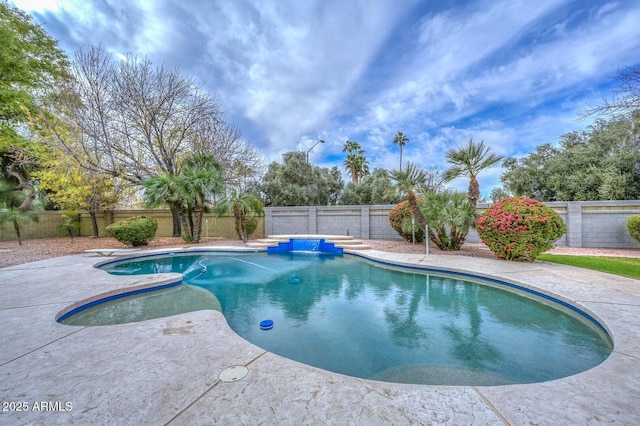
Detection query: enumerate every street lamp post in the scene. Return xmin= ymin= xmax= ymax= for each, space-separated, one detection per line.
xmin=306 ymin=139 xmax=325 ymax=163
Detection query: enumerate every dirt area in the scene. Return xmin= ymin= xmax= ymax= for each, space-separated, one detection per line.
xmin=1 ymin=235 xmax=639 ymax=269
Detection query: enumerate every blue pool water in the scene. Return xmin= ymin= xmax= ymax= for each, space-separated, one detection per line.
xmin=64 ymin=252 xmax=613 ymax=386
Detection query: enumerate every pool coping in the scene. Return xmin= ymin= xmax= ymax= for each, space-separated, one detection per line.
xmin=1 ymin=247 xmax=639 ymax=424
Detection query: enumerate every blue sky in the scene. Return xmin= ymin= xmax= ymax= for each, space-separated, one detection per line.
xmin=11 ymin=0 xmax=640 ymax=195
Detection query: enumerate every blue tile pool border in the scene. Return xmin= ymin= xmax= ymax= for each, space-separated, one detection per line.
xmin=56 ymin=279 xmax=182 ymax=323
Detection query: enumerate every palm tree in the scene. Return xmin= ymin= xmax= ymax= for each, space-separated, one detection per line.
xmin=443 ymin=139 xmax=504 ymax=207
xmin=58 ymin=214 xmax=80 ymax=243
xmin=143 ymin=172 xmax=192 ymax=239
xmin=342 ymin=140 xmax=369 ymax=183
xmin=215 ymin=189 xmax=264 ymax=243
xmin=178 ymin=153 xmax=224 ymax=243
xmin=422 ymin=191 xmax=477 ymax=250
xmin=386 ymin=162 xmax=428 ymax=232
xmin=0 ymin=207 xmax=38 ymax=245
xmin=393 ymin=131 xmax=409 ymax=171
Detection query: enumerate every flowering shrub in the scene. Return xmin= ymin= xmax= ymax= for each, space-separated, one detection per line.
xmin=475 ymin=197 xmax=566 ymax=261
xmin=628 ymin=215 xmax=640 ymax=244
xmin=388 ymin=200 xmax=425 ymax=243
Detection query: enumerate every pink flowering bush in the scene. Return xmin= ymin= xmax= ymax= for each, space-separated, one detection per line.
xmin=389 ymin=200 xmax=425 ymax=243
xmin=475 ymin=197 xmax=566 ymax=261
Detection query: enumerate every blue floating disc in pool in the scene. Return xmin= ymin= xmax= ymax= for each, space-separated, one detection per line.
xmin=289 ymin=277 xmax=302 ymax=284
xmin=260 ymin=319 xmax=274 ymax=330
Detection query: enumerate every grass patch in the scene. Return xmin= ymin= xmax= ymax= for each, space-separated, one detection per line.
xmin=537 ymin=254 xmax=640 ymax=280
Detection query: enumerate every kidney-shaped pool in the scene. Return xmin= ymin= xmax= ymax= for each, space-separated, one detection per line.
xmin=59 ymin=251 xmax=612 ymax=386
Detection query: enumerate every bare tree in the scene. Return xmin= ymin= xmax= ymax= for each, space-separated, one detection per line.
xmin=46 ymin=45 xmax=263 ymax=234
xmin=50 ymin=45 xmax=223 ymax=183
xmin=195 ymin=122 xmax=265 ymax=190
xmin=582 ymin=64 xmax=640 ymax=119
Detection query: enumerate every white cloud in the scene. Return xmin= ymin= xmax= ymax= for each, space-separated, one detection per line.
xmin=11 ymin=0 xmax=640 ymax=194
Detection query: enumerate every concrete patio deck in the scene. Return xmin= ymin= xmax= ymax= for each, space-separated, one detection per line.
xmin=1 ymin=247 xmax=639 ymax=425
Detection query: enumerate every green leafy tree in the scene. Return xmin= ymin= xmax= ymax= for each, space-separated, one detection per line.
xmin=393 ymin=131 xmax=408 ymax=172
xmin=0 ymin=1 xmax=70 ymax=213
xmin=34 ymin=151 xmax=121 ymax=238
xmin=489 ymin=186 xmax=512 ymax=203
xmin=387 ymin=163 xmax=428 ymax=232
xmin=215 ymin=190 xmax=264 ymax=243
xmin=444 ymin=139 xmax=504 ymax=207
xmin=260 ymin=151 xmax=344 ymax=206
xmin=342 ymin=140 xmax=369 ymax=183
xmin=339 ymin=168 xmax=401 ymax=205
xmin=501 ymin=117 xmax=640 ymax=201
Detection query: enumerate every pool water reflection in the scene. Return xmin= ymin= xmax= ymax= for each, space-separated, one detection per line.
xmin=75 ymin=252 xmax=612 ymax=386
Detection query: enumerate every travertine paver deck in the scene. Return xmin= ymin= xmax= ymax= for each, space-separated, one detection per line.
xmin=0 ymin=247 xmax=639 ymax=425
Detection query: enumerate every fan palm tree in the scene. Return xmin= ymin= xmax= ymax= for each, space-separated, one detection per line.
xmin=342 ymin=140 xmax=369 ymax=183
xmin=57 ymin=214 xmax=80 ymax=243
xmin=0 ymin=207 xmax=38 ymax=245
xmin=143 ymin=172 xmax=192 ymax=239
xmin=443 ymin=139 xmax=504 ymax=207
xmin=421 ymin=191 xmax=477 ymax=250
xmin=393 ymin=131 xmax=409 ymax=171
xmin=215 ymin=189 xmax=264 ymax=243
xmin=386 ymin=162 xmax=428 ymax=232
xmin=178 ymin=153 xmax=224 ymax=243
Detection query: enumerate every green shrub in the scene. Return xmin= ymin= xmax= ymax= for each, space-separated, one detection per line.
xmin=627 ymin=215 xmax=640 ymax=244
xmin=388 ymin=200 xmax=425 ymax=243
xmin=106 ymin=216 xmax=158 ymax=247
xmin=421 ymin=191 xmax=477 ymax=251
xmin=475 ymin=197 xmax=566 ymax=261
xmin=235 ymin=215 xmax=259 ymax=240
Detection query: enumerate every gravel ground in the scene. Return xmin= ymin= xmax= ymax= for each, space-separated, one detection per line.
xmin=1 ymin=236 xmax=639 ymax=269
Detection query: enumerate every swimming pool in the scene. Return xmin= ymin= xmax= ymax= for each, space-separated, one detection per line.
xmin=62 ymin=251 xmax=612 ymax=386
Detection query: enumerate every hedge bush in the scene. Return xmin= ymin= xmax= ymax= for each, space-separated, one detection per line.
xmin=106 ymin=216 xmax=158 ymax=247
xmin=627 ymin=215 xmax=640 ymax=244
xmin=388 ymin=199 xmax=425 ymax=243
xmin=235 ymin=215 xmax=259 ymax=240
xmin=475 ymin=197 xmax=566 ymax=261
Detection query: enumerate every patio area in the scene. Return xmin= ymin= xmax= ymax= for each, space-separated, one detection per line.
xmin=1 ymin=247 xmax=639 ymax=425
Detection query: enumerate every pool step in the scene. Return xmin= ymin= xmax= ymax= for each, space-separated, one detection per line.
xmin=259 ymin=235 xmax=371 ymax=251
xmin=334 ymin=243 xmax=371 ymax=251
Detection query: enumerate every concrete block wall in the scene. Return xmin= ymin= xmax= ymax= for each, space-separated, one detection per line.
xmin=266 ymin=200 xmax=640 ymax=249
xmin=1 ymin=210 xmax=264 ymax=241
xmin=580 ymin=202 xmax=640 ymax=248
xmin=0 ymin=211 xmax=68 ymax=241
xmin=265 ymin=205 xmax=403 ymax=240
xmin=3 ymin=201 xmax=639 ymax=248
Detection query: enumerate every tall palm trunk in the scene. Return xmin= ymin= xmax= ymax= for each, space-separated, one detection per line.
xmin=407 ymin=191 xmax=428 ymax=233
xmin=468 ymin=176 xmax=480 ymax=207
xmin=233 ymin=205 xmax=248 ymax=243
xmin=169 ymin=204 xmax=181 ymax=237
xmin=192 ymin=204 xmax=204 ymax=243
xmin=13 ymin=221 xmax=23 ymax=245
